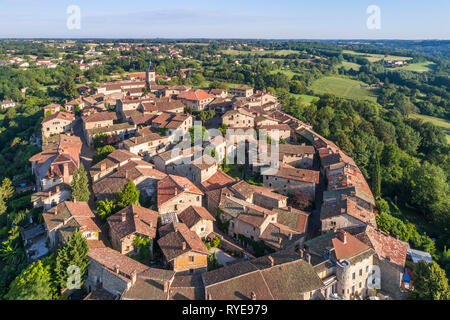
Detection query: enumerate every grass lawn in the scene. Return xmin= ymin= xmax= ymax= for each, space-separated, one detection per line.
xmin=290 ymin=93 xmax=319 ymax=104
xmin=310 ymin=76 xmax=378 ymax=102
xmin=342 ymin=50 xmax=412 ymax=63
xmin=392 ymin=61 xmax=435 ymax=73
xmin=341 ymin=61 xmax=361 ymax=71
xmin=270 ymin=69 xmax=298 ymax=79
xmin=409 ymin=113 xmax=450 ymax=143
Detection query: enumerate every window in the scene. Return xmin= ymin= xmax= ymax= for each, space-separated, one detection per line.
xmin=352 ymin=272 xmax=355 ymax=280
xmin=197 ymin=196 xmax=200 ymax=201
xmin=359 ymin=282 xmax=362 ymax=288
xmin=366 ymin=266 xmax=369 ymax=273
xmin=189 ymin=256 xmax=194 ymax=263
xmin=352 ymin=286 xmax=355 ymax=294
xmin=359 ymin=269 xmax=362 ymax=276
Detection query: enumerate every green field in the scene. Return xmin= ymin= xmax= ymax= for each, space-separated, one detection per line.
xmin=270 ymin=69 xmax=298 ymax=79
xmin=342 ymin=50 xmax=413 ymax=63
xmin=310 ymin=76 xmax=378 ymax=102
xmin=221 ymin=49 xmax=299 ymax=56
xmin=392 ymin=61 xmax=435 ymax=73
xmin=341 ymin=61 xmax=361 ymax=71
xmin=290 ymin=93 xmax=319 ymax=104
xmin=410 ymin=113 xmax=450 ymax=143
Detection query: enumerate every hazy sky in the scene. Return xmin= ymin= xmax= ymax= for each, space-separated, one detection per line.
xmin=0 ymin=0 xmax=449 ymax=39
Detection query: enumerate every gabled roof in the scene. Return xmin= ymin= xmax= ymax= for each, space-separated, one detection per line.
xmin=88 ymin=247 xmax=149 ymax=280
xmin=157 ymin=175 xmax=204 ymax=208
xmin=178 ymin=89 xmax=213 ymax=101
xmin=355 ymin=225 xmax=408 ymax=269
xmin=332 ymin=230 xmax=371 ymax=261
xmin=201 ymin=170 xmax=235 ymax=192
xmin=178 ymin=206 xmax=216 ymax=229
xmin=107 ymin=205 xmax=158 ymax=240
xmin=82 ymin=111 xmax=117 ymax=123
xmin=263 ymin=164 xmax=319 ymax=184
xmin=157 ymin=222 xmax=209 ymax=261
xmin=42 ymin=111 xmax=75 ymax=124
xmin=42 ymin=201 xmax=96 ymax=232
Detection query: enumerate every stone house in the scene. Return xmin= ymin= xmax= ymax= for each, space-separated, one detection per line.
xmin=41 ymin=111 xmax=75 ymax=139
xmin=222 ymin=108 xmax=255 ymax=128
xmin=64 ymin=97 xmax=85 ymax=112
xmin=157 ymin=175 xmax=204 ymax=216
xmin=42 ymin=201 xmax=101 ymax=248
xmin=320 ymin=198 xmax=377 ymax=233
xmin=107 ymin=205 xmax=158 ymax=255
xmin=43 ymin=103 xmax=62 ymax=115
xmin=29 ymin=135 xmax=82 ymax=191
xmin=93 ymin=160 xmax=167 ymax=202
xmin=177 ymin=89 xmax=214 ymax=111
xmin=121 ymin=132 xmax=170 ymax=160
xmin=304 ymin=230 xmax=375 ymax=300
xmin=86 ymin=247 xmax=150 ymax=298
xmin=89 ymin=149 xmax=142 ymax=183
xmin=178 ymin=206 xmax=216 ymax=239
xmin=354 ymin=225 xmax=408 ymax=299
xmin=84 ymin=122 xmax=136 ymax=147
xmin=82 ymin=111 xmax=117 ymax=131
xmin=258 ymin=124 xmax=292 ymax=141
xmin=158 ymin=222 xmax=210 ymax=274
xmin=230 ymin=86 xmax=254 ymax=98
xmin=278 ymin=144 xmax=315 ymax=169
xmin=262 ymin=164 xmax=319 ymax=199
xmin=31 ymin=183 xmax=71 ymax=211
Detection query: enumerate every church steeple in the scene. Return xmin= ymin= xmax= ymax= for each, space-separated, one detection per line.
xmin=146 ymin=61 xmax=155 ymax=86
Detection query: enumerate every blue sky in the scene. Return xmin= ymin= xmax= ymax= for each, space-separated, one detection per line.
xmin=0 ymin=0 xmax=449 ymax=39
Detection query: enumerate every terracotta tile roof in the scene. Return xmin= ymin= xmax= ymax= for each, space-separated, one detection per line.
xmin=169 ymin=274 xmax=205 ymax=300
xmin=260 ymin=222 xmax=302 ymax=249
xmin=278 ymin=144 xmax=315 ymax=155
xmin=201 ymin=170 xmax=235 ymax=192
xmin=93 ymin=161 xmax=166 ymax=201
xmin=203 ymin=252 xmax=324 ymax=300
xmin=42 ymin=111 xmax=75 ymax=124
xmin=178 ymin=206 xmax=216 ymax=229
xmin=178 ymin=89 xmax=213 ymax=101
xmin=43 ymin=201 xmax=95 ymax=232
xmin=82 ymin=111 xmax=117 ymax=123
xmin=157 ymin=175 xmax=204 ymax=208
xmin=259 ymin=124 xmax=291 ymax=131
xmin=273 ymin=207 xmax=309 ymax=233
xmin=121 ymin=268 xmax=175 ymax=300
xmin=265 ymin=164 xmax=319 ymax=184
xmin=231 ymin=180 xmax=288 ymax=201
xmin=332 ymin=230 xmax=371 ymax=261
xmin=84 ymin=288 xmax=116 ymax=300
xmin=191 ymin=154 xmax=217 ymax=171
xmin=321 ymin=198 xmax=376 ymax=227
xmin=107 ymin=205 xmax=158 ymax=240
xmin=205 ymin=186 xmax=234 ymax=206
xmin=88 ymin=247 xmax=149 ymax=279
xmin=356 ymin=225 xmax=408 ymax=269
xmin=157 ymin=222 xmax=209 ymax=261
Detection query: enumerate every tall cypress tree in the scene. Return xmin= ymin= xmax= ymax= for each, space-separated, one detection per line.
xmin=55 ymin=230 xmax=90 ymax=290
xmin=372 ymin=152 xmax=381 ymax=200
xmin=71 ymin=163 xmax=90 ymax=202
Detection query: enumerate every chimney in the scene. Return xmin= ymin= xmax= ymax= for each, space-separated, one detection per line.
xmin=268 ymin=255 xmax=274 ymax=267
xmin=55 ymin=185 xmax=60 ymax=193
xmin=250 ymin=291 xmax=256 ymax=300
xmin=121 ymin=212 xmax=126 ymax=222
xmin=338 ymin=230 xmax=347 ymax=244
xmin=163 ymin=281 xmax=169 ymax=293
xmin=207 ymin=293 xmax=212 ymax=300
xmin=130 ymin=270 xmax=137 ymax=284
xmin=73 ymin=196 xmax=77 ymax=203
xmin=332 ymin=226 xmax=337 ymax=233
xmin=306 ymin=253 xmax=311 ymax=264
xmin=125 ymin=171 xmax=129 ymax=179
xmin=396 ymin=235 xmax=399 ymax=240
xmin=299 ymin=249 xmax=304 ymax=258
xmin=100 ymin=162 xmax=106 ymax=172
xmin=63 ymin=162 xmax=69 ymax=182
xmin=114 ymin=265 xmax=120 ymax=274
xmin=182 ymin=242 xmax=186 ymax=250
xmin=288 ymin=233 xmax=293 ymax=241
xmin=175 ymin=188 xmax=178 ymax=196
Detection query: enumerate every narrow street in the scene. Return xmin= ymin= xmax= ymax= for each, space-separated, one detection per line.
xmin=306 ymin=153 xmax=326 ymax=241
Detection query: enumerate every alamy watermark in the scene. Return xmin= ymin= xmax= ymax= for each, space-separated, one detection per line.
xmin=67 ymin=5 xmax=81 ymax=30
xmin=366 ymin=5 xmax=381 ymax=30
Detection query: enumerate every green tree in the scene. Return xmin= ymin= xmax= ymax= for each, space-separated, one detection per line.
xmin=115 ymin=180 xmax=140 ymax=209
xmin=55 ymin=230 xmax=90 ymax=289
xmin=57 ymin=74 xmax=77 ymax=100
xmin=371 ymin=151 xmax=381 ymax=199
xmin=92 ymin=145 xmax=115 ymax=165
xmin=71 ymin=163 xmax=90 ymax=202
xmin=97 ymin=199 xmax=116 ymax=220
xmin=5 ymin=260 xmax=55 ymax=300
xmin=409 ymin=261 xmax=450 ymax=300
xmin=0 ymin=178 xmax=14 ymax=216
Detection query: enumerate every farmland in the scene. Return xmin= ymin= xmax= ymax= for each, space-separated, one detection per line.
xmin=410 ymin=113 xmax=450 ymax=143
xmin=310 ymin=76 xmax=378 ymax=102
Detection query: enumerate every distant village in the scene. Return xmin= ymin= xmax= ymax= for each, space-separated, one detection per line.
xmin=22 ymin=56 xmax=424 ymax=301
